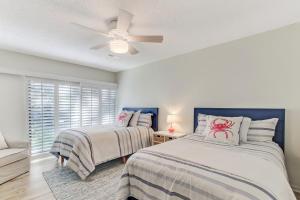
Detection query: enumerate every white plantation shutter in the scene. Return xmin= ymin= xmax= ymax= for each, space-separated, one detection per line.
xmin=101 ymin=88 xmax=117 ymax=125
xmin=81 ymin=87 xmax=100 ymax=127
xmin=27 ymin=78 xmax=117 ymax=154
xmin=28 ymin=80 xmax=55 ymax=154
xmin=58 ymin=83 xmax=81 ymax=130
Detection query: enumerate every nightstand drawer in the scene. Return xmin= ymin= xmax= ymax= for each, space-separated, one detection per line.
xmin=153 ymin=141 xmax=162 ymax=145
xmin=165 ymin=136 xmax=174 ymax=141
xmin=153 ymin=134 xmax=165 ymax=142
xmin=152 ymin=131 xmax=188 ymax=146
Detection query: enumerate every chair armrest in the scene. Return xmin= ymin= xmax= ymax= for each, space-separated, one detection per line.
xmin=7 ymin=141 xmax=30 ymax=149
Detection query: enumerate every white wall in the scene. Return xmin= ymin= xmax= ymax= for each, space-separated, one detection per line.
xmin=0 ymin=49 xmax=116 ymax=83
xmin=118 ymin=23 xmax=300 ymax=190
xmin=0 ymin=74 xmax=27 ymax=143
xmin=0 ymin=50 xmax=116 ymax=144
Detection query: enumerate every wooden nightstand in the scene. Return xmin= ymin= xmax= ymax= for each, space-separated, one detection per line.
xmin=152 ymin=131 xmax=187 ymax=145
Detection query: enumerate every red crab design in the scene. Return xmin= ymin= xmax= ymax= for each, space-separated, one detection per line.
xmin=118 ymin=113 xmax=128 ymax=122
xmin=209 ymin=118 xmax=235 ymax=139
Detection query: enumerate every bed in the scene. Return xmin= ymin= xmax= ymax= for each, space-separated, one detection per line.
xmin=117 ymin=108 xmax=296 ymax=200
xmin=50 ymin=107 xmax=158 ymax=180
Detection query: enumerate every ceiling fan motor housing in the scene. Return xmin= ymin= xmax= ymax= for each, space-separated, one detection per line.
xmin=108 ymin=28 xmax=128 ymax=41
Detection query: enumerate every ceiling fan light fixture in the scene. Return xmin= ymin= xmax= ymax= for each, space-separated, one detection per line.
xmin=109 ymin=39 xmax=128 ymax=54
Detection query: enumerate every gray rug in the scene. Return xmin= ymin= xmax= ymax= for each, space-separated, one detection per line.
xmin=43 ymin=159 xmax=125 ymax=200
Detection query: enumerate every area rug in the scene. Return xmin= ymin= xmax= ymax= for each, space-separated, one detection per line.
xmin=43 ymin=159 xmax=125 ymax=200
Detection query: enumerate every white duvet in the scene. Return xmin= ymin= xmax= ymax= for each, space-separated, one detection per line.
xmin=51 ymin=125 xmax=153 ymax=179
xmin=117 ymin=134 xmax=295 ymax=200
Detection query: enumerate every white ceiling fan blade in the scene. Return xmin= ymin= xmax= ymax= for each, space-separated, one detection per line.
xmin=128 ymin=45 xmax=139 ymax=55
xmin=71 ymin=23 xmax=109 ymax=37
xmin=127 ymin=35 xmax=164 ymax=43
xmin=117 ymin=9 xmax=133 ymax=32
xmin=90 ymin=44 xmax=107 ymax=50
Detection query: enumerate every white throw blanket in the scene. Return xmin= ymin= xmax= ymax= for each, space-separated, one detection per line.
xmin=117 ymin=134 xmax=295 ymax=200
xmin=51 ymin=125 xmax=153 ymax=179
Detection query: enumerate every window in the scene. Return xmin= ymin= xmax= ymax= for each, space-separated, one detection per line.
xmin=101 ymin=89 xmax=117 ymax=125
xmin=27 ymin=78 xmax=117 ymax=154
xmin=28 ymin=80 xmax=55 ymax=154
xmin=81 ymin=86 xmax=100 ymax=127
xmin=58 ymin=83 xmax=81 ymax=130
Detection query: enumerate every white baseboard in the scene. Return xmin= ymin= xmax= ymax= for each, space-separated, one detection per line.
xmin=292 ymin=184 xmax=300 ymax=194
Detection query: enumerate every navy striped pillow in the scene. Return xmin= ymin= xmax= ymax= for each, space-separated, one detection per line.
xmin=137 ymin=113 xmax=152 ymax=128
xmin=247 ymin=118 xmax=278 ymax=142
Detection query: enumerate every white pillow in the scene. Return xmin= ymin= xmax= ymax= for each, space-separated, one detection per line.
xmin=239 ymin=117 xmax=252 ymax=143
xmin=0 ymin=131 xmax=8 ymax=150
xmin=116 ymin=111 xmax=134 ymax=127
xmin=129 ymin=110 xmax=141 ymax=127
xmin=195 ymin=113 xmax=207 ymax=135
xmin=247 ymin=118 xmax=278 ymax=142
xmin=204 ymin=116 xmax=243 ymax=145
xmin=137 ymin=113 xmax=152 ymax=128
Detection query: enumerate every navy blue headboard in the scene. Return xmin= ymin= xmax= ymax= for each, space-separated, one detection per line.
xmin=194 ymin=108 xmax=285 ymax=150
xmin=122 ymin=107 xmax=159 ymax=131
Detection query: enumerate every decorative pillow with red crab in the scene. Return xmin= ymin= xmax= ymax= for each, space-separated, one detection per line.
xmin=116 ymin=111 xmax=134 ymax=127
xmin=204 ymin=115 xmax=243 ymax=145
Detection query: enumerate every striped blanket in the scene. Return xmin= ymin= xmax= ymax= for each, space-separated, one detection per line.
xmin=117 ymin=134 xmax=295 ymax=200
xmin=51 ymin=125 xmax=153 ymax=180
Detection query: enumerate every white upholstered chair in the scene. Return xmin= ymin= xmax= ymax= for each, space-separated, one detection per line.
xmin=0 ymin=140 xmax=30 ymax=184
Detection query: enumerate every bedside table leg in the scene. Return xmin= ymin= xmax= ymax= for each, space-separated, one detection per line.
xmin=60 ymin=156 xmax=64 ymax=166
xmin=121 ymin=156 xmax=127 ymax=164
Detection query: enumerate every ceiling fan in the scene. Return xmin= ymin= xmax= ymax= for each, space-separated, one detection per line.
xmin=72 ymin=9 xmax=164 ymax=55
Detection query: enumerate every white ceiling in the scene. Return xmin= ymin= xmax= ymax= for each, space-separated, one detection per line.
xmin=0 ymin=0 xmax=299 ymax=72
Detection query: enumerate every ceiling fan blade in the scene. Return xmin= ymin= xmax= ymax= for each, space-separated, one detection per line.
xmin=127 ymin=35 xmax=164 ymax=43
xmin=128 ymin=45 xmax=139 ymax=55
xmin=90 ymin=44 xmax=107 ymax=50
xmin=117 ymin=9 xmax=133 ymax=32
xmin=71 ymin=23 xmax=109 ymax=37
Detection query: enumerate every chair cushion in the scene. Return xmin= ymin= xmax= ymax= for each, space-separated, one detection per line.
xmin=0 ymin=148 xmax=28 ymax=167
